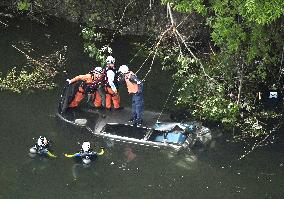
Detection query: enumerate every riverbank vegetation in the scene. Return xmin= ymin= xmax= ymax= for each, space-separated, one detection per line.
xmin=1 ymin=1 xmax=284 ymax=146
xmin=152 ymin=1 xmax=284 ymax=141
xmin=0 ymin=42 xmax=67 ymax=93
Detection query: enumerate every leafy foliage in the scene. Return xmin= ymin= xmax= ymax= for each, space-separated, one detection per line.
xmin=0 ymin=44 xmax=67 ymax=93
xmin=17 ymin=0 xmax=31 ymax=11
xmin=81 ymin=27 xmax=112 ymax=66
xmin=0 ymin=66 xmax=55 ymax=93
xmin=157 ymin=0 xmax=284 ymax=137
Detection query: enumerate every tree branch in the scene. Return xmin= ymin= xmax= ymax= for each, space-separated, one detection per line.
xmin=237 ymin=60 xmax=244 ymax=105
xmin=12 ymin=45 xmax=45 ymax=68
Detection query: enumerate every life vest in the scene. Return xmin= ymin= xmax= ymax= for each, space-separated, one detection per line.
xmin=84 ymin=73 xmax=105 ymax=94
xmin=35 ymin=144 xmax=48 ymax=155
xmin=125 ymin=71 xmax=139 ymax=94
xmin=80 ymin=149 xmax=96 ymax=159
xmin=104 ymin=67 xmax=119 ymax=88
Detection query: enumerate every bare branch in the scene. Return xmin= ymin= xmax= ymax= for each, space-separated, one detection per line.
xmin=140 ymin=26 xmax=173 ymax=80
xmin=278 ymin=46 xmax=284 ymax=83
xmin=167 ymin=3 xmax=216 ymax=82
xmin=238 ymin=122 xmax=281 ymax=160
xmin=237 ymin=60 xmax=244 ymax=105
xmin=109 ymin=0 xmax=135 ymax=43
xmin=12 ymin=45 xmax=45 ymax=68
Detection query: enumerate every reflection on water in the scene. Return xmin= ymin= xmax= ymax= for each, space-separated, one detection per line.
xmin=175 ymin=153 xmax=198 ymax=170
xmin=123 ymin=146 xmax=137 ymax=163
xmin=71 ymin=163 xmax=100 ymax=180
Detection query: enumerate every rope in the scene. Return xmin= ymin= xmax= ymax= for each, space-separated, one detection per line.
xmin=130 ymin=3 xmax=171 ymax=77
xmin=156 ymin=80 xmax=177 ymax=123
xmin=140 ymin=26 xmax=173 ymax=81
xmin=109 ymin=0 xmax=135 ymax=45
xmin=137 ymin=3 xmax=190 ymax=81
xmin=129 ymin=37 xmax=155 ymax=64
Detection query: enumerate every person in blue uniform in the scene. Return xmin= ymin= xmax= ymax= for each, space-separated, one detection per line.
xmin=29 ymin=136 xmax=57 ymax=158
xmin=64 ymin=142 xmax=104 ymax=164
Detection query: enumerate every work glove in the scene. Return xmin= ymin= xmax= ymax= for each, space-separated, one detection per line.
xmin=66 ymin=79 xmax=71 ymax=84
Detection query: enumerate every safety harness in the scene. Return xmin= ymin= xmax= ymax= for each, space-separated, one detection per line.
xmin=82 ymin=73 xmax=106 ymax=94
xmin=104 ymin=67 xmax=120 ymax=96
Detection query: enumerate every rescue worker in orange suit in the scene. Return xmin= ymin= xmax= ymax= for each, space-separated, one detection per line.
xmin=118 ymin=65 xmax=144 ymax=126
xmin=104 ymin=56 xmax=121 ymax=110
xmin=66 ymin=67 xmax=105 ymax=108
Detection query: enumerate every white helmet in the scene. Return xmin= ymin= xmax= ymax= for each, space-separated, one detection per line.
xmin=119 ymin=65 xmax=129 ymax=74
xmin=82 ymin=142 xmax=91 ymax=152
xmin=37 ymin=136 xmax=48 ymax=147
xmin=91 ymin=67 xmax=103 ymax=74
xmin=106 ymin=56 xmax=115 ymax=64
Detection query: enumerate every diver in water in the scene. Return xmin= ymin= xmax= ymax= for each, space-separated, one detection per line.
xmin=29 ymin=136 xmax=57 ymax=158
xmin=64 ymin=142 xmax=104 ymax=165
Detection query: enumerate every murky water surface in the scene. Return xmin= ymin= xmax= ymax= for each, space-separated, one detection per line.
xmin=0 ymin=15 xmax=284 ymax=199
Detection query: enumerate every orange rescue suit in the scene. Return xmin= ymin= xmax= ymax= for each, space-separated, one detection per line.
xmin=69 ymin=73 xmax=104 ymax=108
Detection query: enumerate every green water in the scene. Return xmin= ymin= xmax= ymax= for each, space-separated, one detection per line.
xmin=0 ymin=14 xmax=284 ymax=199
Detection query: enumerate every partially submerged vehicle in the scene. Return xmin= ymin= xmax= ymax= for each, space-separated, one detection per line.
xmin=57 ymin=83 xmax=212 ymax=150
xmin=99 ymin=121 xmax=211 ymax=150
xmin=57 ymin=108 xmax=212 ymax=151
